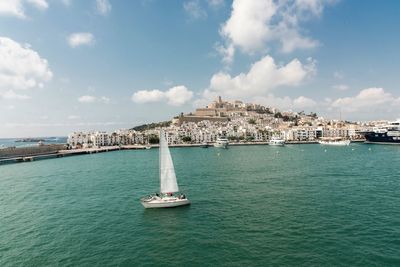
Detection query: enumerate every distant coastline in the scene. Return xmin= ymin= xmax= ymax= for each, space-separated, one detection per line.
xmin=0 ymin=137 xmax=67 ymax=149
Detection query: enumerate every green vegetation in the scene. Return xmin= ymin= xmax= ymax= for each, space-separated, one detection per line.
xmin=148 ymin=135 xmax=159 ymax=144
xmin=182 ymin=136 xmax=192 ymax=142
xmin=309 ymin=112 xmax=317 ymax=118
xmin=248 ymin=118 xmax=256 ymax=124
xmin=132 ymin=121 xmax=171 ymax=131
xmin=246 ymin=136 xmax=255 ymax=141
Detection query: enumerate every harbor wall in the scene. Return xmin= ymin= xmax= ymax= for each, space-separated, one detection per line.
xmin=0 ymin=144 xmax=66 ymax=159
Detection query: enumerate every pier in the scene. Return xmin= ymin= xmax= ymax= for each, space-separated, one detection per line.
xmin=0 ymin=145 xmax=149 ymax=165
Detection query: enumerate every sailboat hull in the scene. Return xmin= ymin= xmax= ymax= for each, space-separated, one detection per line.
xmin=141 ymin=197 xmax=190 ymax=208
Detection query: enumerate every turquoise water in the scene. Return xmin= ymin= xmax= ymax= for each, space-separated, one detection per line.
xmin=1 ymin=144 xmax=400 ymax=266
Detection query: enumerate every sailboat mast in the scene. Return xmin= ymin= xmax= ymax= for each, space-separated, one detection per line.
xmin=159 ymin=129 xmax=162 ymax=193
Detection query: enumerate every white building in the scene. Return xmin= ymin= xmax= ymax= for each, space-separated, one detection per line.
xmin=67 ymin=132 xmax=89 ymax=148
xmin=90 ymin=132 xmax=109 ymax=147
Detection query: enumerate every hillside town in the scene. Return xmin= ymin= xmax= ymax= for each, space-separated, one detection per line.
xmin=67 ymin=96 xmax=378 ymax=148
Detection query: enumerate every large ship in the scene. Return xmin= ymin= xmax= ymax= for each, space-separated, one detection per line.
xmin=363 ymin=120 xmax=400 ymax=144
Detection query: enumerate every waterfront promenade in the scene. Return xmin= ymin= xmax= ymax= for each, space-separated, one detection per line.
xmin=0 ymin=140 xmax=367 ymax=165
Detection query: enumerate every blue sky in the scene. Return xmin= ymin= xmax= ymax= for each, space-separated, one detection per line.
xmin=1 ymin=0 xmax=400 ymax=138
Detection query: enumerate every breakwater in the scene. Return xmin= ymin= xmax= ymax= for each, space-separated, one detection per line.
xmin=0 ymin=144 xmax=66 ymax=159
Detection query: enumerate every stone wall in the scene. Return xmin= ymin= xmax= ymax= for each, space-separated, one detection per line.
xmin=177 ymin=116 xmax=228 ymax=125
xmin=0 ymin=144 xmax=66 ymax=159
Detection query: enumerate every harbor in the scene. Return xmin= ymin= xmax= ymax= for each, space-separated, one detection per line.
xmin=1 ymin=143 xmax=399 ymax=266
xmin=0 ymin=139 xmax=369 ymax=165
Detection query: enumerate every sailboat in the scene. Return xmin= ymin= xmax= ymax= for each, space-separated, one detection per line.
xmin=140 ymin=129 xmax=190 ymax=208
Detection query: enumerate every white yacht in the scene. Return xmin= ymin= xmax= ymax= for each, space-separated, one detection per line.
xmin=318 ymin=138 xmax=350 ymax=146
xmin=269 ymin=136 xmax=285 ymax=146
xmin=214 ymin=136 xmax=229 ymax=148
xmin=140 ymin=130 xmax=190 ymax=208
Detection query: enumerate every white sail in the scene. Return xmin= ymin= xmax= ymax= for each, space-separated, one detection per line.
xmin=159 ymin=130 xmax=179 ymax=193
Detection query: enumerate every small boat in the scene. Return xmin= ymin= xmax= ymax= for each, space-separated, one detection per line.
xmin=318 ymin=138 xmax=350 ymax=146
xmin=200 ymin=142 xmax=209 ymax=148
xmin=214 ymin=136 xmax=229 ymax=148
xmin=145 ymin=145 xmax=151 ymax=149
xmin=140 ymin=129 xmax=190 ymax=208
xmin=269 ymin=136 xmax=285 ymax=146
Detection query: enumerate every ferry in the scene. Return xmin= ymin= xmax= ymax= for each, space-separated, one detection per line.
xmin=363 ymin=120 xmax=400 ymax=145
xmin=214 ymin=137 xmax=229 ymax=148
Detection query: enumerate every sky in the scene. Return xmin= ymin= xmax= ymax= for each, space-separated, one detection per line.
xmin=1 ymin=0 xmax=400 ymax=138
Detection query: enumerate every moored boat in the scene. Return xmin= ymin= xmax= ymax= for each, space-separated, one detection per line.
xmin=318 ymin=138 xmax=350 ymax=146
xmin=214 ymin=136 xmax=229 ymax=148
xmin=363 ymin=120 xmax=400 ymax=145
xmin=269 ymin=136 xmax=285 ymax=146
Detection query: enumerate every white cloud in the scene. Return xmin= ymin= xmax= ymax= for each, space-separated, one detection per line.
xmin=165 ymin=86 xmax=194 ymax=106
xmin=96 ymin=0 xmax=111 ymax=15
xmin=4 ymin=104 xmax=15 ymax=110
xmin=67 ymin=32 xmax=94 ymax=48
xmin=0 ymin=0 xmax=25 ymax=18
xmin=218 ymin=0 xmax=332 ymax=64
xmin=296 ymin=0 xmax=324 ymax=16
xmin=78 ymin=95 xmax=96 ymax=103
xmin=333 ymin=71 xmax=344 ymax=80
xmin=132 ymin=85 xmax=193 ymax=106
xmin=183 ymin=0 xmax=207 ymax=20
xmin=293 ymin=95 xmax=317 ymax=108
xmin=68 ymin=115 xmax=80 ymax=120
xmin=0 ymin=90 xmax=30 ymax=100
xmin=0 ymin=0 xmax=48 ymax=18
xmin=208 ymin=0 xmax=224 ymax=8
xmin=205 ymin=55 xmax=315 ymax=99
xmin=215 ymin=43 xmax=235 ymax=66
xmin=252 ymin=94 xmax=316 ymax=111
xmin=26 ymin=0 xmax=48 ymax=10
xmin=132 ymin=89 xmax=165 ymax=103
xmin=331 ymin=87 xmax=399 ymax=113
xmin=332 ymin=84 xmax=349 ymax=91
xmin=99 ymin=96 xmax=110 ymax=104
xmin=61 ymin=0 xmax=72 ymax=6
xmin=277 ymin=25 xmax=319 ymax=53
xmin=78 ymin=95 xmax=110 ymax=104
xmin=221 ymin=0 xmax=277 ymax=54
xmin=0 ymin=37 xmax=52 ymax=93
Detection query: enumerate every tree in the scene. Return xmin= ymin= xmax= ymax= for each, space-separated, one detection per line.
xmin=182 ymin=136 xmax=191 ymax=142
xmin=246 ymin=136 xmax=255 ymax=141
xmin=248 ymin=118 xmax=256 ymax=124
xmin=148 ymin=135 xmax=159 ymax=144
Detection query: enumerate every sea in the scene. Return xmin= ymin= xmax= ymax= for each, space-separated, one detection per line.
xmin=1 ymin=144 xmax=399 ymax=266
xmin=0 ymin=137 xmax=67 ymax=148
